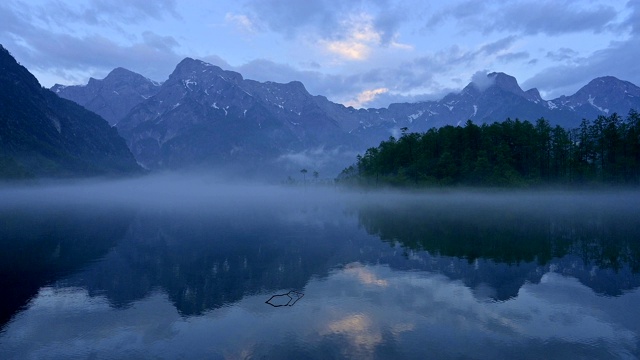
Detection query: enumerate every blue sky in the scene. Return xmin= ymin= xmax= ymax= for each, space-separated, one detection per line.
xmin=1 ymin=0 xmax=638 ymax=108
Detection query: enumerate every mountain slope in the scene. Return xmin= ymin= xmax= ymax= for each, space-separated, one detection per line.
xmin=547 ymin=76 xmax=640 ymax=120
xmin=116 ymin=58 xmax=357 ymax=172
xmin=52 ymin=67 xmax=161 ymax=126
xmin=0 ymin=45 xmax=141 ymax=178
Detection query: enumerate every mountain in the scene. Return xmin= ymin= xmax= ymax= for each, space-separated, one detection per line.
xmin=51 ymin=58 xmax=640 ymax=176
xmin=52 ymin=67 xmax=161 ymax=126
xmin=0 ymin=45 xmax=141 ymax=179
xmin=348 ymin=73 xmax=627 ymax=136
xmin=115 ymin=58 xmax=358 ymax=174
xmin=546 ymin=76 xmax=640 ymax=120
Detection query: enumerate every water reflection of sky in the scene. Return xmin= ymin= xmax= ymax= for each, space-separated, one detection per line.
xmin=2 ymin=263 xmax=638 ymax=359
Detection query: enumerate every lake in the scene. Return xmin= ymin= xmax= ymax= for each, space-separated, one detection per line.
xmin=1 ymin=176 xmax=640 ymax=359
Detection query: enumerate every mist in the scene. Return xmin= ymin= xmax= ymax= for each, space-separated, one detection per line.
xmin=2 ymin=172 xmax=640 ymax=217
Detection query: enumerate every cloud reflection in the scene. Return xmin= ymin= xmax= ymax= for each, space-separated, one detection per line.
xmin=2 ymin=264 xmax=639 ymax=359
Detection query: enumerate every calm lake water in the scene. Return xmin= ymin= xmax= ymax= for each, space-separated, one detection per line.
xmin=1 ymin=177 xmax=640 ymax=359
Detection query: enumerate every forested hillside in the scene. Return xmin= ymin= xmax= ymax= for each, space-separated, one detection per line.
xmin=341 ymin=111 xmax=640 ymax=186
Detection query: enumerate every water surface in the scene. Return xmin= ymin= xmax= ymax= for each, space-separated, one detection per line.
xmin=1 ymin=178 xmax=640 ymax=359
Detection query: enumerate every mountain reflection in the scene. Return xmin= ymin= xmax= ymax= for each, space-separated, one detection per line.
xmin=0 ymin=205 xmax=133 ymax=327
xmin=61 ymin=206 xmax=369 ymax=316
xmin=2 ymin=186 xmax=640 ymax=332
xmin=3 ymin=187 xmax=640 ymax=358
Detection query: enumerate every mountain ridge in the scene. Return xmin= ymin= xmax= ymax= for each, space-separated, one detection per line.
xmin=0 ymin=45 xmax=141 ymax=178
xmin=51 ymin=57 xmax=640 ymax=175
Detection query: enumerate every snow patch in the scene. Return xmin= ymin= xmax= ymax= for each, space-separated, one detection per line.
xmin=212 ymin=102 xmax=219 ymax=109
xmin=183 ymin=79 xmax=197 ymax=90
xmin=171 ymin=103 xmax=181 ymax=110
xmin=472 ymin=105 xmax=477 ymax=117
xmin=112 ymin=91 xmax=119 ymax=95
xmin=587 ymin=94 xmax=609 ymax=114
xmin=546 ymin=101 xmax=557 ymax=110
xmin=407 ymin=110 xmax=424 ymax=123
xmin=445 ymin=105 xmax=453 ymax=111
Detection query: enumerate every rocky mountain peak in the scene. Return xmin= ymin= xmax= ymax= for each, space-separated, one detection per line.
xmin=577 ymin=76 xmax=640 ymax=97
xmin=170 ymin=57 xmax=244 ymax=85
xmin=487 ymin=72 xmax=525 ymax=96
xmin=524 ymin=88 xmax=543 ymax=103
xmin=552 ymin=75 xmax=640 ymax=117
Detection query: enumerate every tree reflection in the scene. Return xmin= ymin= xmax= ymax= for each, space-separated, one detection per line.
xmin=355 ymin=197 xmax=640 ymax=273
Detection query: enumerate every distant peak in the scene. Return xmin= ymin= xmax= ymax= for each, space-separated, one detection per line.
xmin=171 ymin=57 xmax=244 ymax=83
xmin=524 ymin=88 xmax=543 ymax=102
xmin=591 ymin=75 xmax=621 ymax=83
xmin=486 ymin=72 xmax=525 ymax=95
xmin=572 ymin=75 xmax=640 ymax=99
xmin=107 ymin=67 xmax=137 ymax=77
xmin=582 ymin=76 xmax=636 ymax=90
xmin=285 ymin=80 xmax=308 ymax=93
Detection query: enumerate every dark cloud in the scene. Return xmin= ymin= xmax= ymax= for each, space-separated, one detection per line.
xmin=522 ymin=37 xmax=640 ymax=99
xmin=0 ymin=1 xmax=181 ymax=84
xmin=242 ymin=0 xmax=410 ymax=45
xmin=623 ymin=0 xmax=640 ymax=34
xmin=424 ymin=1 xmax=486 ymax=29
xmin=479 ymin=36 xmax=518 ymax=55
xmin=489 ymin=2 xmax=618 ymax=35
xmin=425 ymin=1 xmax=619 ymax=36
xmin=497 ymin=51 xmax=529 ymax=63
xmin=243 ymin=0 xmax=349 ymax=39
xmin=545 ymin=47 xmax=579 ymax=62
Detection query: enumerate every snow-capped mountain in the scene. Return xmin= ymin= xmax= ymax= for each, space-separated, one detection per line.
xmin=51 ymin=58 xmax=640 ymax=175
xmin=546 ymin=76 xmax=640 ymax=120
xmin=114 ymin=58 xmax=357 ymax=172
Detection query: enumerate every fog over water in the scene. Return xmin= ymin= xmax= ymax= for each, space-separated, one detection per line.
xmin=2 ymin=172 xmax=639 ymax=211
xmin=1 ymin=175 xmax=640 ymax=359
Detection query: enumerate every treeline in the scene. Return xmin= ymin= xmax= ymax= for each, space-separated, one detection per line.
xmin=340 ymin=111 xmax=640 ymax=186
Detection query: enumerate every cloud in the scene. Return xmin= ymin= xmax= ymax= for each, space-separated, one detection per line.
xmin=242 ymin=0 xmax=410 ymax=52
xmin=624 ymin=0 xmax=640 ymax=34
xmin=31 ymin=0 xmax=180 ymax=29
xmin=0 ymin=1 xmax=182 ymax=85
xmin=322 ymin=40 xmax=372 ymax=61
xmin=344 ymin=88 xmax=389 ymax=108
xmin=471 ymin=70 xmax=495 ymax=91
xmin=497 ymin=51 xmax=529 ymax=63
xmin=276 ymin=146 xmax=359 ymax=173
xmin=522 ymin=37 xmax=640 ymax=99
xmin=545 ymin=47 xmax=580 ymax=62
xmin=478 ymin=36 xmax=518 ymax=56
xmin=225 ymin=13 xmax=257 ymax=33
xmin=425 ymin=1 xmax=619 ymax=36
xmin=425 ymin=0 xmax=486 ymax=29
